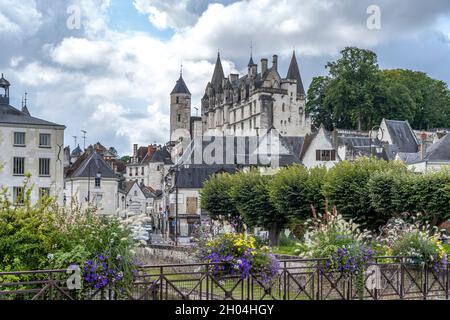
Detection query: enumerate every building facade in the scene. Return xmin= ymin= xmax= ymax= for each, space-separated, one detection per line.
xmin=201 ymin=51 xmax=311 ymax=137
xmin=0 ymin=74 xmax=65 ymax=204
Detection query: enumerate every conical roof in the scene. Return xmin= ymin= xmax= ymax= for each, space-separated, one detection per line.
xmin=286 ymin=51 xmax=305 ymax=96
xmin=171 ymin=74 xmax=191 ymax=95
xmin=211 ymin=52 xmax=225 ymax=90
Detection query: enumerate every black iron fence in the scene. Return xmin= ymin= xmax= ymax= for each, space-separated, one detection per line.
xmin=1 ymin=257 xmax=449 ymax=300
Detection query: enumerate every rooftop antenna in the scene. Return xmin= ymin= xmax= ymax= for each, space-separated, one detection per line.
xmin=24 ymin=92 xmax=27 ymax=107
xmin=81 ymin=130 xmax=87 ymax=150
xmin=72 ymin=136 xmax=78 ymax=148
xmin=250 ymin=41 xmax=253 ymax=57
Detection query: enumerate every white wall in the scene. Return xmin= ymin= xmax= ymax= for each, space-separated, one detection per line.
xmin=0 ymin=124 xmax=65 ymax=204
xmin=65 ymin=178 xmax=119 ymax=215
xmin=302 ymin=127 xmax=339 ymax=169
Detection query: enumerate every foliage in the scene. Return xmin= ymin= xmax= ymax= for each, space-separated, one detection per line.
xmin=229 ymin=170 xmax=283 ymax=246
xmin=323 ymin=158 xmax=407 ymax=230
xmin=268 ymin=164 xmax=327 ymax=225
xmin=198 ymin=233 xmax=279 ymax=283
xmin=307 ymin=47 xmax=450 ymax=130
xmin=200 ymin=173 xmax=241 ymax=230
xmin=378 ymin=215 xmax=447 ymax=268
xmin=0 ymin=178 xmax=136 ymax=294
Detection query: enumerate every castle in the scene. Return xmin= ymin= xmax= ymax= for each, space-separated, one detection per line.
xmin=169 ymin=51 xmax=312 ymax=144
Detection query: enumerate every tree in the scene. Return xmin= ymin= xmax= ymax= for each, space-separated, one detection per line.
xmin=229 ymin=170 xmax=284 ymax=246
xmin=268 ymin=165 xmax=327 ymax=237
xmin=200 ymin=173 xmax=241 ymax=230
xmin=323 ymin=158 xmax=407 ymax=230
xmin=306 ymin=47 xmax=450 ymax=130
xmin=324 ymin=47 xmax=382 ymax=130
xmin=306 ymin=76 xmax=333 ymax=130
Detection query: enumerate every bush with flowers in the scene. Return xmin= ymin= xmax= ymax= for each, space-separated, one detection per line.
xmin=377 ymin=215 xmax=448 ymax=269
xmin=198 ymin=233 xmax=279 ymax=283
xmin=297 ymin=206 xmax=375 ymax=274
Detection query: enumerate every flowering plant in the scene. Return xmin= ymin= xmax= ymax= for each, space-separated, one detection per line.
xmin=198 ymin=233 xmax=279 ymax=282
xmin=298 ymin=206 xmax=374 ymax=274
xmin=378 ymin=215 xmax=448 ymax=268
xmin=83 ymin=254 xmax=126 ymax=290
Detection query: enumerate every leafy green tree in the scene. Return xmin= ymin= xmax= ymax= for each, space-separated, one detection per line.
xmin=306 ymin=47 xmax=450 ymax=130
xmin=324 ymin=47 xmax=382 ymax=130
xmin=229 ymin=170 xmax=284 ymax=246
xmin=200 ymin=173 xmax=240 ymax=229
xmin=323 ymin=158 xmax=407 ymax=230
xmin=306 ymin=76 xmax=333 ymax=130
xmin=268 ymin=165 xmax=327 ymax=236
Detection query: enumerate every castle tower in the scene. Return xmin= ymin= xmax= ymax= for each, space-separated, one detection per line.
xmin=170 ymin=69 xmax=191 ymax=142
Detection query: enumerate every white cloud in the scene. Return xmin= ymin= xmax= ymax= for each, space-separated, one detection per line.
xmin=1 ymin=0 xmax=450 ymax=155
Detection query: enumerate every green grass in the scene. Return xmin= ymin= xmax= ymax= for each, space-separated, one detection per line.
xmin=272 ymin=245 xmax=299 ymax=256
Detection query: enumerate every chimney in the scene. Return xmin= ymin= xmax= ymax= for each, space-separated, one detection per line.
xmin=250 ymin=64 xmax=257 ymax=78
xmin=261 ymin=58 xmax=268 ymax=74
xmin=420 ymin=132 xmax=427 ymax=160
xmin=230 ymin=74 xmax=239 ymax=82
xmin=332 ymin=128 xmax=338 ymax=148
xmin=272 ymin=55 xmax=278 ymax=71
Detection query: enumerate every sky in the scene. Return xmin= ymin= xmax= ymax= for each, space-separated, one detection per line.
xmin=1 ymin=0 xmax=450 ymax=156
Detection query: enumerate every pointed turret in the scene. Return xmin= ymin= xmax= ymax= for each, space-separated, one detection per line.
xmin=171 ymin=72 xmax=191 ymax=95
xmin=211 ymin=52 xmax=225 ymax=90
xmin=286 ymin=50 xmax=305 ymax=96
xmin=248 ymin=55 xmax=255 ymax=67
xmin=21 ymin=92 xmax=30 ymax=116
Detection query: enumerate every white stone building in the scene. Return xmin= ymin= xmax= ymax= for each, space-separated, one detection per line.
xmin=201 ymin=51 xmax=311 ymax=137
xmin=64 ymin=151 xmax=120 ymax=215
xmin=0 ymin=74 xmax=65 ymax=204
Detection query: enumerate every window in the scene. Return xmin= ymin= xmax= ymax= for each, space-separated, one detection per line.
xmin=316 ymin=150 xmax=336 ymax=162
xmin=178 ymin=114 xmax=181 ymax=122
xmin=282 ymin=103 xmax=285 ymax=112
xmin=134 ymin=190 xmax=138 ymax=196
xmin=129 ymin=168 xmax=133 ymax=176
xmin=39 ymin=188 xmax=50 ymax=199
xmin=141 ymin=167 xmax=144 ymax=175
xmin=141 ymin=179 xmax=144 ymax=185
xmin=39 ymin=158 xmax=50 ymax=176
xmin=13 ymin=157 xmax=25 ymax=175
xmin=95 ymin=177 xmax=101 ymax=188
xmin=135 ymin=167 xmax=138 ymax=176
xmin=13 ymin=187 xmax=24 ymax=204
xmin=39 ymin=134 xmax=51 ymax=148
xmin=176 ymin=97 xmax=179 ymax=104
xmin=14 ymin=132 xmax=25 ymax=146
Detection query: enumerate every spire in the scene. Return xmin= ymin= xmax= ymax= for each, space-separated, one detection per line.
xmin=21 ymin=92 xmax=30 ymax=116
xmin=248 ymin=42 xmax=255 ymax=67
xmin=171 ymin=71 xmax=191 ymax=95
xmin=211 ymin=51 xmax=225 ymax=90
xmin=286 ymin=50 xmax=305 ymax=96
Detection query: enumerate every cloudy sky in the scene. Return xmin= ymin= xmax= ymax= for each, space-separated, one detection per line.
xmin=1 ymin=0 xmax=450 ymax=155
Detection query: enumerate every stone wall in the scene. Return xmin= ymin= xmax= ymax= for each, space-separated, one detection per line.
xmin=135 ymin=245 xmax=198 ymax=265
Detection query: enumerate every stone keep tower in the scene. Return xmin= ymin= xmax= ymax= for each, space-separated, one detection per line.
xmin=170 ymin=71 xmax=191 ymax=142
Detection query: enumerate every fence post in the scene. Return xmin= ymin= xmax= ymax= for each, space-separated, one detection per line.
xmin=283 ymin=261 xmax=287 ymax=300
xmin=316 ymin=260 xmax=321 ymax=300
xmin=423 ymin=265 xmax=428 ymax=300
xmin=159 ymin=266 xmax=164 ymax=300
xmin=400 ymin=259 xmax=404 ymax=300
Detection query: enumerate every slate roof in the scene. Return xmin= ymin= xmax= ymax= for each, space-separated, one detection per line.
xmin=0 ymin=103 xmax=65 ymax=128
xmin=176 ymin=131 xmax=302 ymax=167
xmin=71 ymin=145 xmax=83 ymax=157
xmin=211 ymin=53 xmax=225 ymax=90
xmin=286 ymin=51 xmax=305 ymax=96
xmin=171 ymin=74 xmax=191 ymax=95
xmin=174 ymin=164 xmax=237 ymax=189
xmin=149 ymin=147 xmax=173 ymax=165
xmin=384 ymin=120 xmax=419 ymax=153
xmin=407 ymin=133 xmax=450 ymax=164
xmin=65 ymin=151 xmax=117 ymax=179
